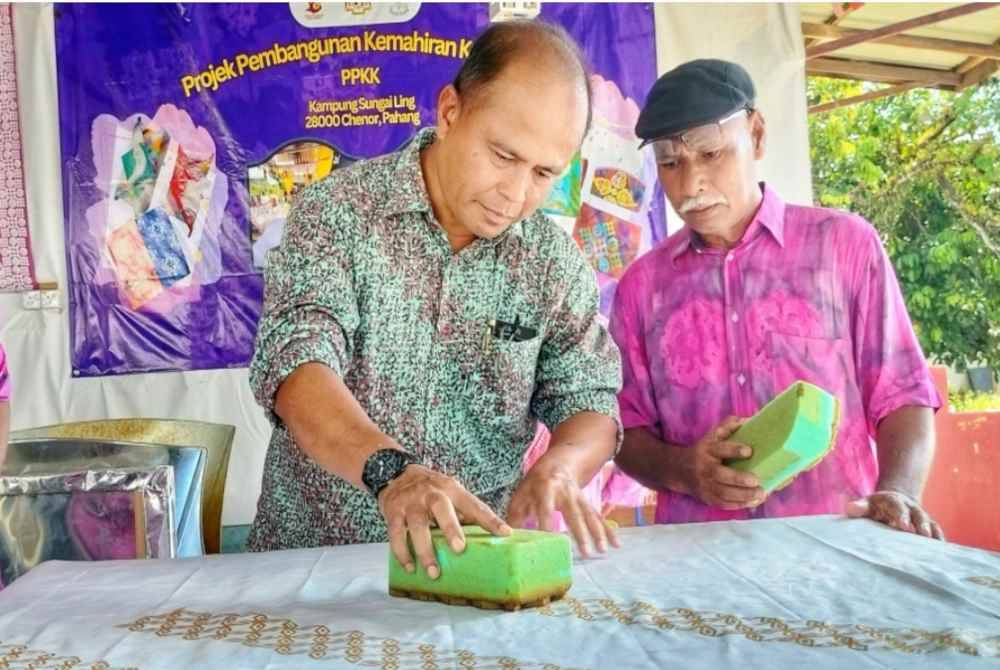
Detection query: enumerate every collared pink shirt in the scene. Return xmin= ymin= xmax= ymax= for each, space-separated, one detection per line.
xmin=609 ymin=184 xmax=941 ymax=524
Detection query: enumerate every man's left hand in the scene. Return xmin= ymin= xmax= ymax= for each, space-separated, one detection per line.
xmin=846 ymin=490 xmax=945 ymax=541
xmin=507 ymin=464 xmax=620 ymax=558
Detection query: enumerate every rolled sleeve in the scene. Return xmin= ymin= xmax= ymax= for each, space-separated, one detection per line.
xmin=530 ymin=244 xmax=623 ymax=444
xmin=852 ymin=225 xmax=942 ymax=433
xmin=249 ymin=183 xmax=361 ymax=421
xmin=608 ymin=266 xmax=658 ymax=432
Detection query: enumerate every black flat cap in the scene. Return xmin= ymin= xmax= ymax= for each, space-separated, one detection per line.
xmin=635 ymin=59 xmax=756 ymax=146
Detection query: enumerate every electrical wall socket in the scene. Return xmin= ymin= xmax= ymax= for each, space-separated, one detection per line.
xmin=41 ymin=290 xmax=61 ymax=310
xmin=21 ymin=290 xmax=41 ymax=310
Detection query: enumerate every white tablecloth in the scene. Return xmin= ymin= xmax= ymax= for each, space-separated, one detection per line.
xmin=1 ymin=515 xmax=998 ymax=669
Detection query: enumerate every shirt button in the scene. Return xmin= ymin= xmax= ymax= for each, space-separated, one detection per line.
xmin=726 ymin=253 xmax=735 ymax=262
xmin=737 ymin=373 xmax=747 ymax=386
xmin=731 ymin=312 xmax=739 ymax=323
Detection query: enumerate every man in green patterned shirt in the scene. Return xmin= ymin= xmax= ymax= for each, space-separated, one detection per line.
xmin=249 ymin=20 xmax=622 ymax=578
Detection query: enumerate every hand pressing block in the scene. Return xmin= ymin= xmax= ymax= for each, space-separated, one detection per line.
xmin=388 ymin=526 xmax=572 ymax=611
xmin=724 ymin=381 xmax=841 ymax=493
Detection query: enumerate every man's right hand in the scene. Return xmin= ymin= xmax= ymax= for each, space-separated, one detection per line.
xmin=684 ymin=416 xmax=766 ymax=510
xmin=378 ymin=465 xmax=512 ymax=579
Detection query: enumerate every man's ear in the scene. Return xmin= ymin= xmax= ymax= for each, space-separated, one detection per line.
xmin=435 ymin=84 xmax=462 ymax=140
xmin=751 ymin=111 xmax=767 ymax=160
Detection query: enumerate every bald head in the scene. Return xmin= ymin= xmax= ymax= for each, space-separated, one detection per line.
xmin=452 ymin=20 xmax=592 ymax=134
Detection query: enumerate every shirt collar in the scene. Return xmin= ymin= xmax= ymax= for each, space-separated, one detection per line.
xmin=670 ymin=182 xmax=785 ymax=263
xmin=754 ymin=182 xmax=786 ymax=247
xmin=382 ymin=127 xmax=438 ymax=218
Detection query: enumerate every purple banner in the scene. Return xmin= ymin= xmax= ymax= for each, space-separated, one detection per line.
xmin=540 ymin=3 xmax=665 ymax=314
xmin=56 ymin=3 xmax=660 ymax=376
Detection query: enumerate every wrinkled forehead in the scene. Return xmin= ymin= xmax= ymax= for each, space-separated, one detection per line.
xmin=650 ymin=112 xmax=750 ymax=159
xmin=470 ymin=64 xmax=588 ymax=164
xmin=650 ymin=135 xmax=689 ymax=159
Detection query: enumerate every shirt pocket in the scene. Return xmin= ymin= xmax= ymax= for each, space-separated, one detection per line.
xmin=767 ymin=331 xmax=850 ymax=398
xmin=482 ymin=336 xmax=542 ymax=418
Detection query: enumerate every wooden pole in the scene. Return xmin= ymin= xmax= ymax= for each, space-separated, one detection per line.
xmin=808 ymin=58 xmax=962 ymax=86
xmin=802 ymin=22 xmax=1000 ymax=60
xmin=809 ymin=82 xmax=923 ymax=114
xmin=806 ymin=4 xmax=999 ymax=60
xmin=804 ymin=3 xmax=865 ymax=49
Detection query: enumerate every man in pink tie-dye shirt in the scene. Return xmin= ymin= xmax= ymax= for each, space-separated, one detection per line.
xmin=610 ymin=60 xmax=943 ymax=539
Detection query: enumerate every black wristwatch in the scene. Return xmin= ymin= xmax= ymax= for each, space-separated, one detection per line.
xmin=362 ymin=449 xmax=420 ymax=500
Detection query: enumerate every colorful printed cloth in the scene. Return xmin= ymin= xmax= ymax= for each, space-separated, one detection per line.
xmin=610 ymin=184 xmax=940 ymax=524
xmin=248 ymin=128 xmax=622 ymax=550
xmin=106 ymin=208 xmax=189 ymax=309
xmin=0 ymin=4 xmax=37 ymax=292
xmin=135 ymin=208 xmax=189 ymax=287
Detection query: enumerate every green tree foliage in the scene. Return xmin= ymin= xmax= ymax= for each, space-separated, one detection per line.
xmin=808 ymin=77 xmax=1000 ymax=371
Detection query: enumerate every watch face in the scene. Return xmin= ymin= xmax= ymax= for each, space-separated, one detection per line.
xmin=363 ymin=449 xmax=415 ymax=498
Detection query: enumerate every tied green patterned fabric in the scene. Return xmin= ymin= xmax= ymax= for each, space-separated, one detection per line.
xmin=248 ymin=129 xmax=622 ymax=550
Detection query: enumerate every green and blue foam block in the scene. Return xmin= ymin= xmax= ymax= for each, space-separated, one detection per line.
xmin=388 ymin=526 xmax=572 ymax=610
xmin=725 ymin=381 xmax=841 ymax=493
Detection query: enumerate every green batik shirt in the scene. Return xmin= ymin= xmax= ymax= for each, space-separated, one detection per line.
xmin=247 ymin=128 xmax=622 ymax=551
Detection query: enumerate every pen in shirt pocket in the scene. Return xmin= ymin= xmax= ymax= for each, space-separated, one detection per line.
xmin=482 ymin=314 xmax=538 ymax=353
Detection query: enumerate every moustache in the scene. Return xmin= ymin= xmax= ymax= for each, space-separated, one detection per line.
xmin=678 ymin=195 xmax=728 ymax=213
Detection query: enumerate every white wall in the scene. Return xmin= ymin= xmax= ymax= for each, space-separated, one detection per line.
xmin=654 ymin=2 xmax=812 ymax=233
xmin=1 ymin=3 xmax=812 ymax=526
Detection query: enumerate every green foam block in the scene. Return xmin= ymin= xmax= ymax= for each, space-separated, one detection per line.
xmin=724 ymin=381 xmax=841 ymax=493
xmin=388 ymin=526 xmax=572 ymax=610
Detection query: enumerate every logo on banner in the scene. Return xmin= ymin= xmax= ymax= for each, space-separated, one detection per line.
xmin=290 ymin=2 xmax=420 ymax=27
xmin=489 ymin=2 xmax=541 ymax=22
xmin=344 ymin=3 xmax=373 ymax=16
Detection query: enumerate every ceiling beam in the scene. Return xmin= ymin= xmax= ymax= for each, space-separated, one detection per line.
xmin=804 ymin=3 xmax=865 ymax=48
xmin=958 ymin=56 xmax=988 ymax=74
xmin=956 ymin=37 xmax=1000 ymax=75
xmin=802 ymin=22 xmax=1000 ymax=59
xmin=808 ymin=57 xmax=963 ymax=86
xmin=806 ymin=70 xmax=957 ymax=92
xmin=809 ymin=82 xmax=923 ymax=114
xmin=958 ymin=58 xmax=999 ymax=90
xmin=806 ymin=3 xmax=999 ymax=60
